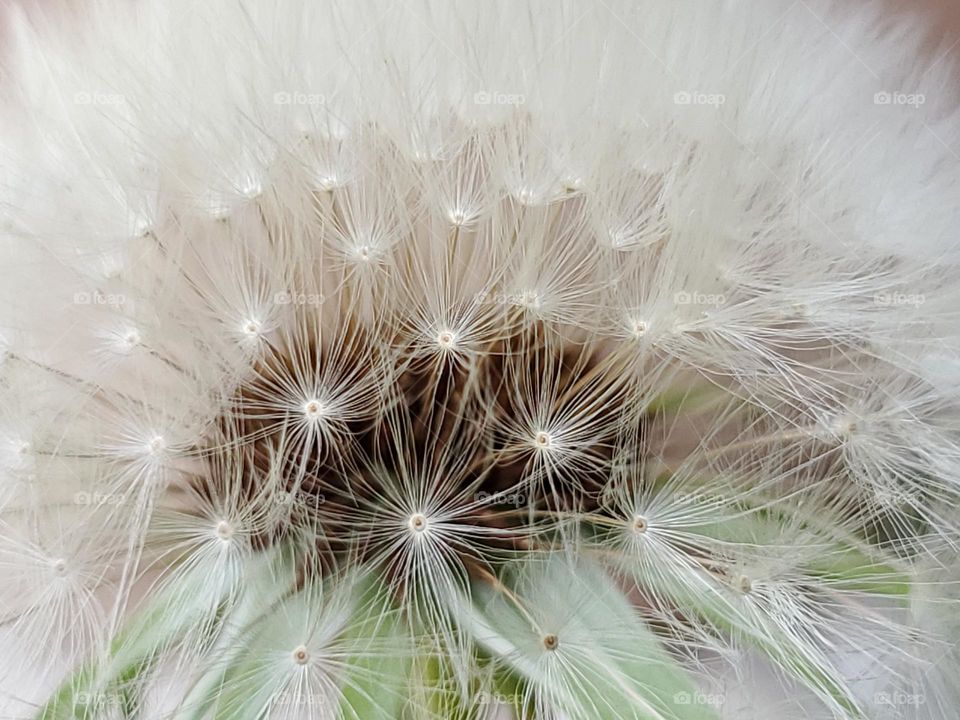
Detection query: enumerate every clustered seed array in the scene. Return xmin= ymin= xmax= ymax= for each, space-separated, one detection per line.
xmin=1 ymin=1 xmax=960 ymax=719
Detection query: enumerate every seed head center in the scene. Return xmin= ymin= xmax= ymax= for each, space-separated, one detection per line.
xmin=120 ymin=329 xmax=141 ymax=351
xmin=534 ymin=431 xmax=553 ymax=449
xmin=632 ymin=514 xmax=648 ymax=534
xmin=437 ymin=330 xmax=456 ymax=349
xmin=303 ymin=399 xmax=325 ymax=420
xmin=408 ymin=512 xmax=429 ymax=534
xmin=630 ymin=318 xmax=648 ymax=338
xmin=216 ymin=520 xmax=234 ymax=541
xmin=292 ymin=644 xmax=310 ymax=665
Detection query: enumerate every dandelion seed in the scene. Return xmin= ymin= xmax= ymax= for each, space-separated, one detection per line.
xmin=3 ymin=1 xmax=960 ymax=718
xmin=436 ymin=330 xmax=456 ymax=350
xmin=113 ymin=328 xmax=141 ymax=354
xmin=631 ymin=515 xmax=648 ymax=534
xmin=629 ymin=318 xmax=648 ymax=339
xmin=215 ymin=521 xmax=234 ymax=542
xmin=49 ymin=558 xmax=67 ymax=578
xmin=1 ymin=438 xmax=31 ymax=472
xmin=302 ymin=399 xmax=326 ymax=421
xmin=407 ymin=512 xmax=429 ymax=534
xmin=241 ymin=319 xmax=262 ymax=337
xmin=238 ymin=175 xmax=263 ymax=200
xmin=315 ymin=173 xmax=342 ymax=191
xmin=146 ymin=435 xmax=166 ymax=455
xmin=291 ymin=645 xmax=310 ymax=666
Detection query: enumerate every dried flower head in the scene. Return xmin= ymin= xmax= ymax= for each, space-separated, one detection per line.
xmin=1 ymin=0 xmax=960 ymax=718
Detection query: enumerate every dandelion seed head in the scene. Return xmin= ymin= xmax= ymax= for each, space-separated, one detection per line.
xmin=511 ymin=187 xmax=541 ymax=207
xmin=115 ymin=328 xmax=141 ymax=353
xmin=238 ymin=175 xmax=263 ymax=199
xmin=435 ymin=330 xmax=456 ymax=351
xmin=447 ymin=207 xmax=467 ymax=226
xmin=241 ymin=319 xmax=262 ymax=338
xmin=314 ymin=170 xmax=345 ymax=191
xmin=407 ymin=512 xmax=429 ymax=535
xmin=131 ymin=215 xmax=152 ymax=239
xmin=49 ymin=558 xmax=67 ymax=578
xmin=145 ymin=435 xmax=166 ymax=455
xmin=2 ymin=0 xmax=960 ymax=716
xmin=353 ymin=244 xmax=372 ymax=263
xmin=302 ymin=399 xmax=326 ymax=421
xmin=826 ymin=413 xmax=858 ymax=440
xmin=533 ymin=430 xmax=553 ymax=450
xmin=628 ymin=317 xmax=648 ymax=339
xmin=215 ymin=520 xmax=234 ymax=542
xmin=2 ymin=438 xmax=32 ymax=472
xmin=291 ymin=644 xmax=310 ymax=666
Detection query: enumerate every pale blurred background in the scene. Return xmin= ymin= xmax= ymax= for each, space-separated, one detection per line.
xmin=2 ymin=0 xmax=960 ymax=39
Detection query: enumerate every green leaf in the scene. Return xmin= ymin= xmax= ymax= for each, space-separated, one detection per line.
xmin=610 ymin=511 xmax=871 ymax=720
xmin=37 ymin=545 xmax=293 ymax=720
xmin=337 ymin=583 xmax=412 ymax=720
xmin=208 ymin=571 xmax=411 ymax=720
xmin=458 ymin=554 xmax=721 ymax=720
xmin=171 ymin=544 xmax=301 ymax=720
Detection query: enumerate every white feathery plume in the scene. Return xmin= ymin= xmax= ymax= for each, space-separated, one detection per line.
xmin=1 ymin=1 xmax=959 ymax=719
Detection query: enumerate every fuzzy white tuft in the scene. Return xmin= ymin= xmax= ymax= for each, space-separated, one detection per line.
xmin=1 ymin=1 xmax=960 ymax=719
